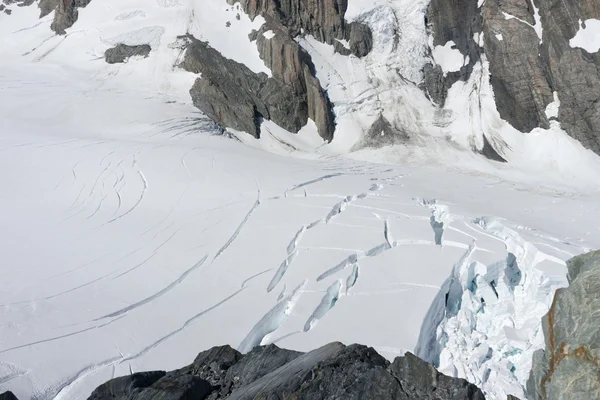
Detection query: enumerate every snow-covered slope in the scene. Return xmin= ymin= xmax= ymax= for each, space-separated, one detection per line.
xmin=1 ymin=1 xmax=600 ymax=400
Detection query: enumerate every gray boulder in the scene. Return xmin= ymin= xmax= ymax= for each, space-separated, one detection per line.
xmin=80 ymin=342 xmax=485 ymax=400
xmin=527 ymin=250 xmax=600 ymax=400
xmin=105 ymin=44 xmax=152 ymax=64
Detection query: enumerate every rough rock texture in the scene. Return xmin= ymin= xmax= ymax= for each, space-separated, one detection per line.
xmin=527 ymin=250 xmax=600 ymax=400
xmin=43 ymin=0 xmax=92 ymax=34
xmin=3 ymin=0 xmax=92 ymax=34
xmin=424 ymin=0 xmax=483 ymax=106
xmin=537 ymin=0 xmax=600 ymax=154
xmin=482 ymin=0 xmax=553 ymax=133
xmin=181 ymin=34 xmax=335 ymax=140
xmin=426 ymin=0 xmax=600 ymax=156
xmin=230 ymin=0 xmax=372 ymax=57
xmin=181 ymin=0 xmax=372 ymax=140
xmin=78 ymin=342 xmax=486 ymax=400
xmin=105 ymin=44 xmax=152 ymax=64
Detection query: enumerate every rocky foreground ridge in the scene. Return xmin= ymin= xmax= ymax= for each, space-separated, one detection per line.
xmin=527 ymin=250 xmax=600 ymax=400
xmin=1 ymin=343 xmax=485 ymax=400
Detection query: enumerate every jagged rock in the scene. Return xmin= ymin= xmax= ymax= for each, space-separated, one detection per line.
xmin=3 ymin=0 xmax=92 ymax=34
xmin=180 ymin=34 xmax=334 ymax=140
xmin=536 ymin=0 xmax=600 ymax=155
xmin=230 ymin=0 xmax=372 ymax=58
xmin=88 ymin=370 xmax=214 ymax=400
xmin=527 ymin=250 xmax=600 ymax=400
xmin=0 ymin=391 xmax=18 ymax=400
xmin=426 ymin=0 xmax=600 ymax=156
xmin=254 ymin=24 xmax=335 ymax=140
xmin=422 ymin=63 xmax=447 ymax=106
xmin=482 ymin=0 xmax=553 ymax=133
xmin=424 ymin=0 xmax=483 ymax=106
xmin=391 ymin=352 xmax=486 ymax=400
xmin=223 ymin=344 xmax=301 ymax=390
xmin=50 ymin=0 xmax=92 ymax=35
xmin=88 ymin=371 xmax=167 ymax=399
xmin=105 ymin=44 xmax=152 ymax=64
xmin=84 ymin=342 xmax=485 ymax=400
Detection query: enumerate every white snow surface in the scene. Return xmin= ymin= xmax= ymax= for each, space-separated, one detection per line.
xmin=570 ymin=18 xmax=600 ymax=53
xmin=0 ymin=1 xmax=600 ymax=400
xmin=431 ymin=40 xmax=467 ymax=75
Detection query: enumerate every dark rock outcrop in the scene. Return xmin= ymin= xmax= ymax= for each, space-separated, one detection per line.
xmin=105 ymin=44 xmax=152 ymax=64
xmin=481 ymin=0 xmax=553 ymax=133
xmin=180 ymin=0 xmax=373 ymax=141
xmin=527 ymin=250 xmax=600 ymax=400
xmin=424 ymin=0 xmax=483 ymax=106
xmin=230 ymin=0 xmax=372 ymax=57
xmin=2 ymin=0 xmax=91 ymax=34
xmin=426 ymin=0 xmax=600 ymax=156
xmin=180 ymin=34 xmax=335 ymax=140
xmin=536 ymin=0 xmax=600 ymax=155
xmin=80 ymin=342 xmax=486 ymax=400
xmin=43 ymin=0 xmax=92 ymax=34
xmin=0 ymin=391 xmax=18 ymax=400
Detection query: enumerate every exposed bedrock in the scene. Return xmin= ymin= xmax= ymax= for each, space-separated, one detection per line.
xmin=536 ymin=0 xmax=600 ymax=154
xmin=423 ymin=0 xmax=483 ymax=106
xmin=482 ymin=0 xmax=554 ymax=132
xmin=105 ymin=44 xmax=151 ymax=64
xmin=39 ymin=0 xmax=92 ymax=34
xmin=187 ymin=0 xmax=374 ymax=140
xmin=425 ymin=0 xmax=600 ymax=156
xmin=180 ymin=33 xmax=335 ymax=140
xmin=527 ymin=250 xmax=600 ymax=399
xmin=229 ymin=0 xmax=373 ymax=57
xmin=78 ymin=342 xmax=485 ymax=400
xmin=2 ymin=0 xmax=93 ymax=34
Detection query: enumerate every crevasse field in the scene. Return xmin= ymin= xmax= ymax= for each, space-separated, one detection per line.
xmin=1 ymin=1 xmax=600 ymax=400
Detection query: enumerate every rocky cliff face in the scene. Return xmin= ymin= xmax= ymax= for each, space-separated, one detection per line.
xmin=425 ymin=0 xmax=600 ymax=156
xmin=73 ymin=342 xmax=485 ymax=400
xmin=231 ymin=0 xmax=372 ymax=57
xmin=527 ymin=250 xmax=600 ymax=400
xmin=181 ymin=0 xmax=372 ymax=140
xmin=180 ymin=33 xmax=335 ymax=140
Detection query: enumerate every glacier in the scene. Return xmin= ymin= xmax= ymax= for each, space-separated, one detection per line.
xmin=1 ymin=1 xmax=600 ymax=399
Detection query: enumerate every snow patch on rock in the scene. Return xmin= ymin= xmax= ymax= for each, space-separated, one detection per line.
xmin=570 ymin=18 xmax=600 ymax=53
xmin=430 ymin=39 xmax=467 ymax=75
